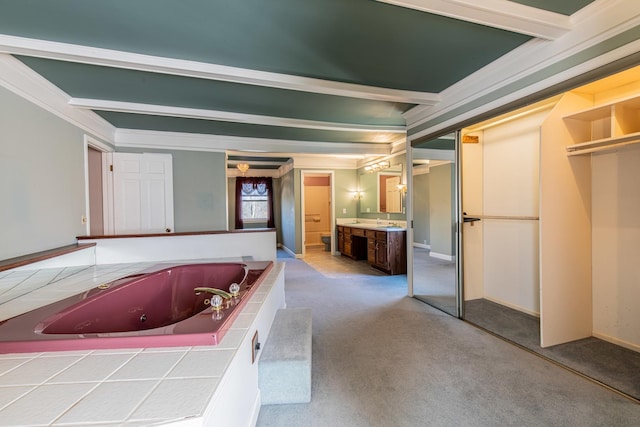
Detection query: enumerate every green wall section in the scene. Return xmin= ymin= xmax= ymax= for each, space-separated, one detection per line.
xmin=0 ymin=87 xmax=91 ymax=260
xmin=280 ymin=169 xmax=297 ymax=254
xmin=173 ymin=150 xmax=227 ymax=232
xmin=334 ymin=169 xmax=359 ymax=219
xmin=413 ymin=173 xmax=430 ymax=246
xmin=0 ymin=81 xmax=233 ymax=261
xmin=429 ymin=163 xmax=455 ymax=257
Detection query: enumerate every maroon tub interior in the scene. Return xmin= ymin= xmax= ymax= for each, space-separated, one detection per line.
xmin=0 ymin=261 xmax=272 ymax=354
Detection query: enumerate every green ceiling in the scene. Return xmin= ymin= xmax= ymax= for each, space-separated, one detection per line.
xmin=0 ymin=0 xmax=531 ymax=92
xmin=509 ymin=0 xmax=595 ymax=15
xmin=97 ymin=111 xmax=397 ymax=144
xmin=0 ymin=0 xmax=601 ymax=164
xmin=17 ymin=57 xmax=413 ymax=127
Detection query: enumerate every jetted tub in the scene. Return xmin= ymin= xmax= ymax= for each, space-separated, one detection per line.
xmin=0 ymin=261 xmax=272 ymax=354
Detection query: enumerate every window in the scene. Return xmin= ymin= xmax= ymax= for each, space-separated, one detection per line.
xmin=241 ymin=183 xmax=269 ymax=222
xmin=235 ymin=177 xmax=275 ymax=229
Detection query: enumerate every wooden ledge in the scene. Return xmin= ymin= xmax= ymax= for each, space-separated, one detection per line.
xmin=0 ymin=243 xmax=96 ymax=273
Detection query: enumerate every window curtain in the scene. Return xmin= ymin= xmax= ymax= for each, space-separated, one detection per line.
xmin=234 ymin=177 xmax=275 ymax=229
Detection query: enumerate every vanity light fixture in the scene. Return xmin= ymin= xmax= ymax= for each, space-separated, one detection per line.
xmin=364 ymin=160 xmax=391 ymax=173
xmin=396 ymin=183 xmax=407 ymax=195
xmin=236 ymin=163 xmax=250 ymax=175
xmin=353 ymin=190 xmax=363 ymax=200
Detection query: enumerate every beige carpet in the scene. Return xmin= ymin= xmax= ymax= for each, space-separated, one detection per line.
xmin=256 ymin=251 xmax=640 ymax=426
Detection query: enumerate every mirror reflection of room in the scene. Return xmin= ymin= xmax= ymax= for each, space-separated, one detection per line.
xmin=410 ymin=133 xmax=457 ymax=316
xmin=359 ymin=163 xmax=403 ymax=214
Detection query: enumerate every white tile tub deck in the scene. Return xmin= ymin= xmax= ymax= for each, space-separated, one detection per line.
xmin=0 ymin=259 xmax=285 ymax=426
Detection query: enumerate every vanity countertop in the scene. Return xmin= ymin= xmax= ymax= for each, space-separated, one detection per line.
xmin=338 ymin=222 xmax=406 ymax=231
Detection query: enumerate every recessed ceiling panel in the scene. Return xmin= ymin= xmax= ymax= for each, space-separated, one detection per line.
xmin=17 ymin=57 xmax=413 ymax=126
xmin=509 ymin=0 xmax=595 ymax=15
xmin=97 ymin=111 xmax=401 ymax=143
xmin=1 ymin=0 xmax=530 ymax=92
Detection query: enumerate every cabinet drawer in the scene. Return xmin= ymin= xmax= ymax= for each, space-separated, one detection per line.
xmin=375 ymin=231 xmax=387 ymax=240
xmin=351 ymin=228 xmax=365 ymax=237
xmin=365 ymin=230 xmax=376 ymax=238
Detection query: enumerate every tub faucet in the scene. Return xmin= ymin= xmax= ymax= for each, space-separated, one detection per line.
xmin=194 ymin=287 xmax=232 ymax=299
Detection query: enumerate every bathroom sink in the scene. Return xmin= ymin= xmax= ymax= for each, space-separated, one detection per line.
xmin=376 ymin=225 xmax=404 ymax=230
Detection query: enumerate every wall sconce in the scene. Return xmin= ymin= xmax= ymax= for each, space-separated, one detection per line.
xmin=353 ymin=191 xmax=363 ymax=200
xmin=236 ymin=163 xmax=249 ymax=175
xmin=396 ymin=183 xmax=407 ymax=195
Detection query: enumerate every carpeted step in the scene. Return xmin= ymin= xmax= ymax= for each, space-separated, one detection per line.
xmin=259 ymin=308 xmax=312 ymax=405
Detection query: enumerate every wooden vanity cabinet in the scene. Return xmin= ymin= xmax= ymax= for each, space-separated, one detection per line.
xmin=369 ymin=229 xmax=405 ymax=275
xmin=339 ymin=225 xmax=406 ymax=274
xmin=338 ymin=226 xmax=366 ymax=260
xmin=337 ymin=226 xmax=345 ymax=253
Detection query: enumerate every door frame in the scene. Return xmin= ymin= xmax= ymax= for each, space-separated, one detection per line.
xmin=83 ymin=135 xmax=114 ymax=236
xmin=300 ymin=170 xmax=335 ymax=258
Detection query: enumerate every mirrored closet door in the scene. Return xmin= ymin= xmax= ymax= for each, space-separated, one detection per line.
xmin=409 ymin=133 xmax=460 ymax=317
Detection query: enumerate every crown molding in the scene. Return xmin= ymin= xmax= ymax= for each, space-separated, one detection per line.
xmin=0 ymin=35 xmax=440 ymax=105
xmin=226 ymin=168 xmax=281 ymax=178
xmin=68 ymin=98 xmax=406 ymax=134
xmin=377 ymin=0 xmax=571 ymax=40
xmin=0 ymin=53 xmax=115 ymax=142
xmin=227 ymin=159 xmax=287 ymax=168
xmin=114 ymin=129 xmax=392 ymax=156
xmin=405 ymin=0 xmax=640 ymax=139
xmin=292 ymin=155 xmax=360 ymax=170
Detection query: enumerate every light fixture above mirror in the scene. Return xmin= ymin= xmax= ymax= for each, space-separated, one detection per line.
xmin=364 ymin=160 xmax=390 ymax=173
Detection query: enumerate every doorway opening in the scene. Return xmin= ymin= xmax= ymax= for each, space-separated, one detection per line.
xmin=300 ymin=171 xmax=334 ymax=258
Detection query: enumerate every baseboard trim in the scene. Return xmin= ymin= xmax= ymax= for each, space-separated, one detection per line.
xmin=592 ymin=331 xmax=640 ymax=353
xmin=278 ymin=243 xmax=303 ymax=259
xmin=429 ymin=251 xmax=454 ymax=261
xmin=412 ymin=242 xmax=431 ymax=249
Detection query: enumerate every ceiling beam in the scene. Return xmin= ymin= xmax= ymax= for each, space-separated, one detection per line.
xmin=114 ymin=129 xmax=394 ymax=156
xmin=376 ymin=0 xmax=572 ymax=40
xmin=0 ymin=53 xmax=115 ymax=143
xmin=68 ymin=98 xmax=407 ymax=134
xmin=0 ymin=35 xmax=440 ymax=105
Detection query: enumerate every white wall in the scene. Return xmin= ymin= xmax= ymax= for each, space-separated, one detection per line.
xmin=481 ymin=111 xmax=543 ymax=315
xmin=80 ymin=230 xmax=277 ymax=264
xmin=591 ymin=145 xmax=640 ymax=351
xmin=463 ymin=109 xmax=547 ymax=315
xmin=0 ymin=86 xmax=92 ymax=260
xmin=461 ymin=136 xmax=483 ymax=301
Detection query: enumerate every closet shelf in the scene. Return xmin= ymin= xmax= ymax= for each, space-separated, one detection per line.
xmin=566 ymin=132 xmax=640 ymax=156
xmin=563 ymin=93 xmax=640 ymax=156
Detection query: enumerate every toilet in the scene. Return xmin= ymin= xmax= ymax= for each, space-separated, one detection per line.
xmin=320 ymin=234 xmax=331 ymax=251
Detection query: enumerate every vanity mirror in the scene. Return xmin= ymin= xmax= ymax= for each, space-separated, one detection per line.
xmin=359 ymin=163 xmax=403 ymax=213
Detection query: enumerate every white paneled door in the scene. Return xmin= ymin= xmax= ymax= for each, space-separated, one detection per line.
xmin=112 ymin=153 xmax=174 ymax=234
